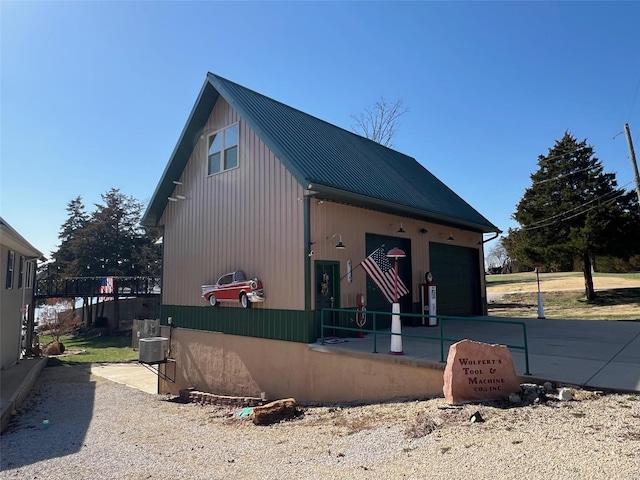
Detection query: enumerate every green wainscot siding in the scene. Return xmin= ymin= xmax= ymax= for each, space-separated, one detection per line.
xmin=160 ymin=305 xmax=317 ymax=343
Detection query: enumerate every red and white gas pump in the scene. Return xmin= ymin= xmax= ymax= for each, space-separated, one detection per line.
xmin=420 ymin=272 xmax=437 ymax=326
xmin=356 ymin=293 xmax=366 ymax=338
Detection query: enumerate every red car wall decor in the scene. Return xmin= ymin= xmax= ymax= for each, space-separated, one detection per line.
xmin=201 ymin=270 xmax=265 ymax=308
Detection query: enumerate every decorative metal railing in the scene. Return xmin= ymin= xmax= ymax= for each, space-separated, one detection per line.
xmin=35 ymin=276 xmax=161 ymax=298
xmin=320 ymin=308 xmax=530 ymax=375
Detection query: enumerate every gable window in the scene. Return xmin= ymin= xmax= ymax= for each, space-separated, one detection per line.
xmin=18 ymin=256 xmax=25 ymax=288
xmin=6 ymin=250 xmax=15 ymax=289
xmin=208 ymin=123 xmax=239 ymax=175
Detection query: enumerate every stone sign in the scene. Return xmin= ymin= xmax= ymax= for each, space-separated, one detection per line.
xmin=443 ymin=339 xmax=520 ymax=405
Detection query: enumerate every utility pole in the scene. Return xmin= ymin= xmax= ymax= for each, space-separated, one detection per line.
xmin=623 ymin=123 xmax=640 ymax=211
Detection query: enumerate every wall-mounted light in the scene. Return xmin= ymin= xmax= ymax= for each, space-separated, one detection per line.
xmin=397 ymin=222 xmax=405 ymax=233
xmin=447 ymin=232 xmax=455 ymax=241
xmin=419 ymin=228 xmax=428 ymax=235
xmin=176 ymin=195 xmax=186 ymax=200
xmin=332 ymin=234 xmax=346 ymax=249
xmin=168 ymin=197 xmax=178 ymax=202
xmin=173 ymin=181 xmax=183 ymax=185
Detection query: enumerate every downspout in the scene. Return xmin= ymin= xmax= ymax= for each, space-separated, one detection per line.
xmin=159 ymin=226 xmax=165 ymax=323
xmin=482 ymin=231 xmax=500 ymax=244
xmin=303 ymin=195 xmax=311 ymax=314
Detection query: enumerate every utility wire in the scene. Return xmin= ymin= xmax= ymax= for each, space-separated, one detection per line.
xmin=534 ymin=145 xmax=591 ymax=164
xmin=520 ymin=181 xmax=633 ymax=229
xmin=521 ymin=185 xmax=631 ymax=231
xmin=535 ymin=165 xmax=600 ymax=185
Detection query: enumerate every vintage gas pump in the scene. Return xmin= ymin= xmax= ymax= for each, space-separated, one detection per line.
xmin=420 ymin=272 xmax=437 ymax=326
xmin=356 ymin=293 xmax=366 ymax=337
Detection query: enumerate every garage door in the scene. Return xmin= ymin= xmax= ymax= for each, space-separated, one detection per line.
xmin=429 ymin=242 xmax=481 ymax=316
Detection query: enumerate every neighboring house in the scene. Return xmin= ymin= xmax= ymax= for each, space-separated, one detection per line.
xmin=0 ymin=217 xmax=43 ymax=370
xmin=142 ymin=73 xmax=500 ymax=402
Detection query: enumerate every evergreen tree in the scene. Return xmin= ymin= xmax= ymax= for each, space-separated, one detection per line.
xmin=85 ymin=188 xmax=146 ymax=276
xmin=509 ymin=132 xmax=636 ymax=300
xmin=52 ymin=196 xmax=89 ymax=277
xmin=49 ymin=189 xmax=162 ymax=330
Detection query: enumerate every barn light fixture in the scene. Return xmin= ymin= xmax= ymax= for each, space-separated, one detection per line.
xmin=332 ymin=234 xmax=346 ymax=250
xmin=447 ymin=232 xmax=455 ymax=241
xmin=397 ymin=222 xmax=405 ymax=233
xmin=419 ymin=228 xmax=428 ymax=235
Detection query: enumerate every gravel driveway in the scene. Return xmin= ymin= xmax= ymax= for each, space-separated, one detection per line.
xmin=1 ymin=364 xmax=639 ymax=479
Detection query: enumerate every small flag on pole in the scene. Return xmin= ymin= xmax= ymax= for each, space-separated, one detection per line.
xmin=361 ymin=247 xmax=409 ymax=304
xmin=100 ymin=277 xmax=114 ymax=301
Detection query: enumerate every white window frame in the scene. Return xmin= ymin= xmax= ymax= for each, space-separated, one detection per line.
xmin=18 ymin=255 xmax=25 ymax=289
xmin=26 ymin=260 xmax=34 ymax=288
xmin=6 ymin=250 xmax=15 ymax=289
xmin=207 ymin=123 xmax=239 ymax=176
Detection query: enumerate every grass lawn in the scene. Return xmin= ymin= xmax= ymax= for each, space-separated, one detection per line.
xmin=488 ymin=288 xmax=640 ymax=320
xmin=40 ymin=331 xmax=138 ymax=366
xmin=485 ymin=271 xmax=640 ymax=286
xmin=487 ymin=272 xmax=640 ymax=320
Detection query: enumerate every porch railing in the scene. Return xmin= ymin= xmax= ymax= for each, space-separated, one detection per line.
xmin=320 ymin=308 xmax=530 ymax=375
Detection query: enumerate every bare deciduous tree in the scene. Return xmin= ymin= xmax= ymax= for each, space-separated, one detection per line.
xmin=351 ymin=97 xmax=409 ymax=148
xmin=486 ymin=242 xmax=510 ymax=273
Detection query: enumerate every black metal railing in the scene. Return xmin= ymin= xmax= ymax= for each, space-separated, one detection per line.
xmin=35 ymin=276 xmax=161 ymax=298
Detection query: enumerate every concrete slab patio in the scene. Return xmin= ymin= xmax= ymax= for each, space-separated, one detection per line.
xmin=90 ymin=362 xmax=158 ymax=395
xmin=310 ymin=316 xmax=640 ymax=393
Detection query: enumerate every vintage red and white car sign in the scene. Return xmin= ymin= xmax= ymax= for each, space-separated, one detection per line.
xmin=201 ymin=270 xmax=265 ymax=308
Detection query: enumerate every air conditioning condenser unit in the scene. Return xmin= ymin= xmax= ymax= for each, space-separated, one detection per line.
xmin=139 ymin=337 xmax=169 ymax=364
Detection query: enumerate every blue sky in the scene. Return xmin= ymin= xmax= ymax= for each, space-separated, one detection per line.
xmin=2 ymin=1 xmax=639 ymax=260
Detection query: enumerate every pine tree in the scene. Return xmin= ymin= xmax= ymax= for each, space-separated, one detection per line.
xmin=52 ymin=196 xmax=89 ymax=276
xmin=510 ymin=132 xmax=634 ymax=300
xmin=50 ymin=189 xmax=162 ymax=330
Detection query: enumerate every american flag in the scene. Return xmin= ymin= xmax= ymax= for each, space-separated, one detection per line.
xmin=361 ymin=247 xmax=409 ymax=304
xmin=100 ymin=277 xmax=114 ymax=301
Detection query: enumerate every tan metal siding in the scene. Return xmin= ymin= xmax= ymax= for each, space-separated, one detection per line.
xmin=161 ymin=98 xmax=305 ymax=310
xmin=309 ymin=201 xmax=483 ymax=308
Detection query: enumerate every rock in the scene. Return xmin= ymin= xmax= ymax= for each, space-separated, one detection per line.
xmin=558 ymin=388 xmax=573 ymax=401
xmin=521 ymin=384 xmax=546 ymax=404
xmin=543 ymin=381 xmax=554 ymax=392
xmin=443 ymin=339 xmax=520 ymax=405
xmin=469 ymin=411 xmax=484 ymax=423
xmin=43 ymin=341 xmax=65 ymax=356
xmin=509 ymin=393 xmax=522 ymax=404
xmin=250 ymin=398 xmax=297 ymax=425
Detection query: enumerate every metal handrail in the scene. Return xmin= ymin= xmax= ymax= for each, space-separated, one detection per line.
xmin=320 ymin=308 xmax=530 ymax=375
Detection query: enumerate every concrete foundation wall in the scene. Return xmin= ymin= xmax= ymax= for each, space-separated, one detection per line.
xmin=159 ymin=327 xmax=444 ymax=403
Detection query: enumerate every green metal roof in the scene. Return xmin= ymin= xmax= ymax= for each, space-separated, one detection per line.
xmin=143 ymin=73 xmax=499 ymax=233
